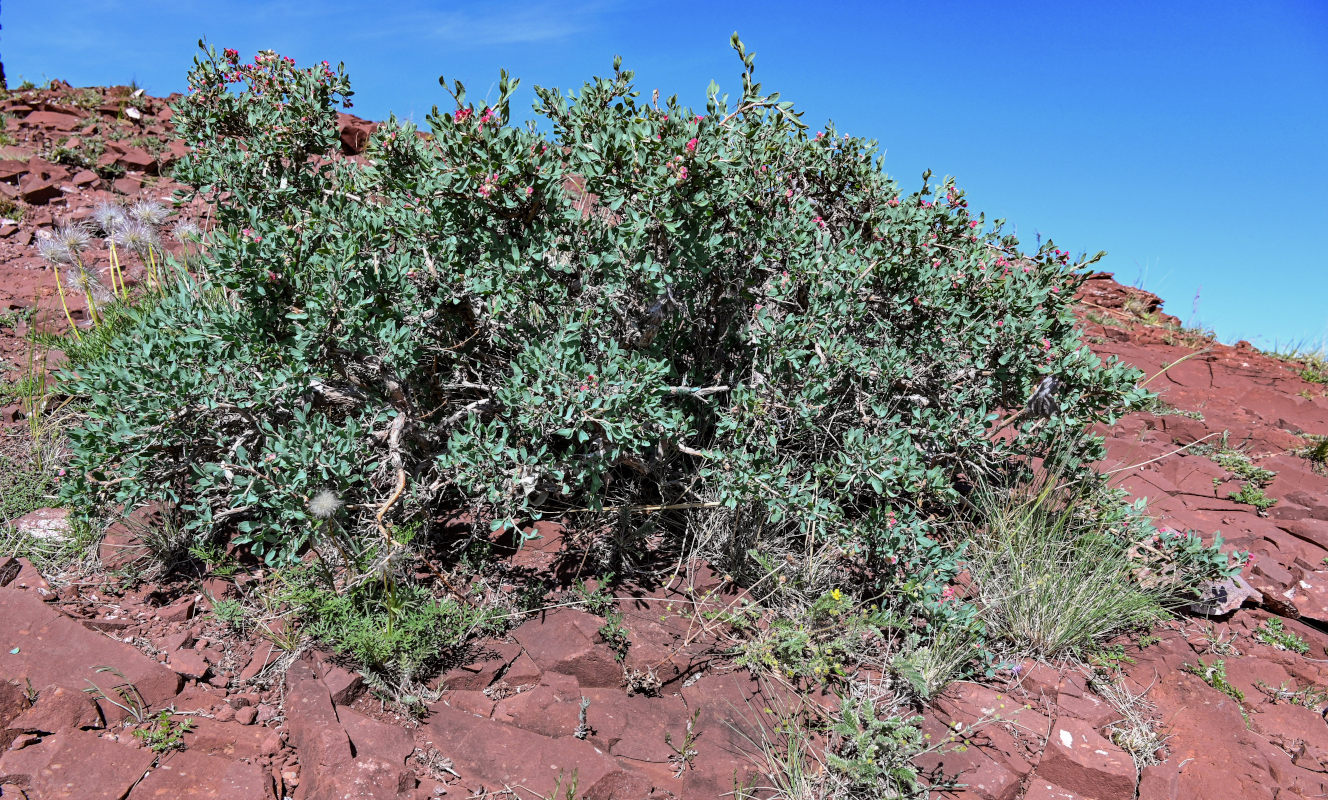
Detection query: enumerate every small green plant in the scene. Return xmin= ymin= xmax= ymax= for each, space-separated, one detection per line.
xmin=1228 ymin=483 xmax=1277 ymax=513
xmin=665 ymin=708 xmax=702 ymax=777
xmin=284 ymin=568 xmax=503 ymax=680
xmin=1253 ymin=618 xmax=1309 ymax=654
xmin=1255 ymin=679 xmax=1328 ymax=709
xmin=824 ymin=695 xmax=926 ymax=797
xmin=83 ymin=666 xmax=149 ymax=723
xmin=1090 ymin=643 xmax=1137 ymax=671
xmin=133 ymin=710 xmax=194 ymax=753
xmin=210 ymin=598 xmax=250 ymax=632
xmin=1300 ymin=437 xmax=1328 ymax=471
xmin=1185 ymin=657 xmax=1244 ymax=703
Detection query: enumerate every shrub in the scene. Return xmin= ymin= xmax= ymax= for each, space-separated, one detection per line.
xmin=62 ymin=38 xmax=1191 ymax=672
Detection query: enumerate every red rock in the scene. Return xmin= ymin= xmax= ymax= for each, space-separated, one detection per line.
xmin=127 ymin=749 xmax=272 ymax=799
xmin=1 ymin=557 xmax=56 ymax=601
xmin=493 ymin=672 xmax=583 ymax=738
xmin=1038 ymin=717 xmax=1136 ymax=800
xmin=158 ymin=595 xmax=197 ymax=623
xmin=421 ymin=704 xmax=620 ymax=796
xmin=7 ymin=685 xmax=102 ymax=734
xmin=581 ymin=770 xmax=656 ymax=800
xmin=181 ymin=717 xmax=271 ymax=759
xmin=581 ymin=686 xmax=687 ymax=763
xmin=0 ymin=681 xmax=32 ymax=750
xmin=99 ymin=505 xmax=162 ymax=570
xmin=1188 ymin=574 xmax=1262 ymax=616
xmin=0 ymin=728 xmax=155 ymax=799
xmin=283 ymin=658 xmax=352 ymax=794
xmin=170 ymin=649 xmax=211 ymax=681
xmin=337 ymin=114 xmax=377 ymax=155
xmin=511 ymin=608 xmax=623 ymax=688
xmin=438 ymin=640 xmax=522 ymax=690
xmin=321 ymin=664 xmax=365 ymax=705
xmin=72 ymin=168 xmax=98 ymax=186
xmin=117 ymin=147 xmax=157 ymax=174
xmin=234 ymin=705 xmax=257 ymax=725
xmin=1024 ymin=781 xmax=1090 ymax=800
xmin=339 ymin=707 xmax=414 ymax=765
xmin=112 ymin=175 xmax=142 ymax=195
xmin=0 ymin=588 xmax=181 ymax=721
xmin=8 ymin=508 xmax=71 ymax=542
xmin=239 ymin=645 xmax=279 ymax=682
xmin=305 ymin=756 xmax=413 ymax=800
xmin=440 ymin=689 xmax=494 ymax=717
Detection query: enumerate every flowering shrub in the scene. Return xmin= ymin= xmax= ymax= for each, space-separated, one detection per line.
xmin=62 ymin=38 xmax=1214 ymax=653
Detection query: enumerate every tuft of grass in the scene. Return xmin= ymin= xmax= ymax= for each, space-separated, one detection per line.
xmin=1299 ymin=437 xmax=1328 ymax=471
xmin=965 ymin=477 xmax=1171 ymax=659
xmin=1089 ymin=673 xmax=1167 ymax=769
xmin=1191 ymin=432 xmax=1276 ymax=486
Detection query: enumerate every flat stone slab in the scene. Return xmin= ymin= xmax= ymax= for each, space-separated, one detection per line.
xmin=0 ymin=587 xmax=181 ymax=720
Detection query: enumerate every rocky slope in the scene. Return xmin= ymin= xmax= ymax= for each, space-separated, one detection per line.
xmin=1 ymin=83 xmax=1326 ymax=799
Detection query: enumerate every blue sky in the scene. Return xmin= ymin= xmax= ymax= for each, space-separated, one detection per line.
xmin=5 ymin=1 xmax=1326 ymax=349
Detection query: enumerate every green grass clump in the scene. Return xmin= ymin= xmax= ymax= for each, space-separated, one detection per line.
xmin=965 ymin=463 xmax=1217 ymax=660
xmin=285 ymin=569 xmax=504 ymax=679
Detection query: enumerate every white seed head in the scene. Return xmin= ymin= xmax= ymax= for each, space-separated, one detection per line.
xmin=129 ymin=199 xmax=169 ymax=227
xmin=53 ymin=222 xmax=92 ymax=254
xmin=92 ymin=201 xmax=128 ymax=234
xmin=308 ymin=489 xmax=343 ymax=520
xmin=110 ymin=220 xmax=158 ymax=256
xmin=172 ymin=220 xmax=202 ymax=243
xmin=63 ymin=267 xmax=104 ymax=297
xmin=36 ymin=230 xmax=73 ymax=265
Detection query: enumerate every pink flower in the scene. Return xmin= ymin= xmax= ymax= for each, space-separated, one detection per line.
xmin=1042 ymin=338 xmax=1052 ymax=350
xmin=525 ymin=186 xmax=534 ymax=196
xmin=969 ymin=221 xmax=979 ymax=229
xmin=996 ymin=320 xmax=1004 ymax=327
xmin=677 ymin=167 xmax=689 ymax=181
xmin=685 ymin=138 xmax=698 ymax=152
xmin=785 ymin=188 xmax=794 ymax=199
xmin=753 ymin=303 xmax=764 ymax=312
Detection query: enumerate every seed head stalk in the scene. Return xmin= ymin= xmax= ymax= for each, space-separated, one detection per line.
xmin=107 ymin=239 xmax=127 ymax=300
xmin=69 ymin=253 xmax=102 ymax=327
xmin=50 ymin=263 xmax=82 ymax=341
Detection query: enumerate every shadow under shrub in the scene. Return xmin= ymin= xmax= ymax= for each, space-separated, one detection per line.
xmin=59 ymin=38 xmax=1222 ymax=682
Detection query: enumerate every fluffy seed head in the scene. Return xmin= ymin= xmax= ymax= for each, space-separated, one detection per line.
xmin=35 ymin=230 xmax=72 ymax=265
xmin=53 ymin=222 xmax=92 ymax=255
xmin=172 ymin=220 xmax=202 ymax=243
xmin=63 ymin=266 xmax=105 ymax=298
xmin=92 ymin=201 xmax=128 ymax=234
xmin=111 ymin=220 xmax=158 ymax=256
xmin=129 ymin=199 xmax=169 ymax=227
xmin=308 ymin=489 xmax=343 ymax=520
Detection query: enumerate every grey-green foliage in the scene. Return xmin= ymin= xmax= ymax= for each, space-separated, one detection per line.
xmin=64 ymin=37 xmax=1151 ymax=638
